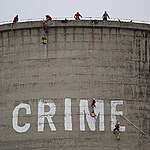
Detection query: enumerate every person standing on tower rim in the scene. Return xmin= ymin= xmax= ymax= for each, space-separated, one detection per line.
xmin=13 ymin=15 xmax=19 ymax=23
xmin=102 ymin=11 xmax=110 ymax=21
xmin=74 ymin=12 xmax=82 ymax=20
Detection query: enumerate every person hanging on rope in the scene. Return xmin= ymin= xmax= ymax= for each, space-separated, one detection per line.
xmin=13 ymin=15 xmax=19 ymax=23
xmin=90 ymin=98 xmax=96 ymax=117
xmin=102 ymin=11 xmax=110 ymax=21
xmin=42 ymin=15 xmax=52 ymax=34
xmin=113 ymin=120 xmax=120 ymax=140
xmin=74 ymin=12 xmax=82 ymax=20
xmin=113 ymin=120 xmax=120 ymax=133
xmin=91 ymin=98 xmax=96 ymax=108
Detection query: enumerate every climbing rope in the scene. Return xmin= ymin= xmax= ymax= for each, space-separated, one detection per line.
xmin=119 ymin=114 xmax=150 ymax=142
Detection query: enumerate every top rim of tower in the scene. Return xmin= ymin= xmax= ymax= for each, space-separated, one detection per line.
xmin=0 ymin=19 xmax=150 ymax=32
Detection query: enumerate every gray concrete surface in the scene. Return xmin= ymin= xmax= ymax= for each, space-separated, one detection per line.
xmin=0 ymin=20 xmax=150 ymax=150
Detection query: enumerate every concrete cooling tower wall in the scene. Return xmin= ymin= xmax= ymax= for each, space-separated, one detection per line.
xmin=0 ymin=20 xmax=150 ymax=150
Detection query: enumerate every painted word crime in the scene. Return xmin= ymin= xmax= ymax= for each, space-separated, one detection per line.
xmin=12 ymin=98 xmax=125 ymax=133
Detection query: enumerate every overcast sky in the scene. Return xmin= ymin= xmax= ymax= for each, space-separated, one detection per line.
xmin=0 ymin=0 xmax=150 ymax=23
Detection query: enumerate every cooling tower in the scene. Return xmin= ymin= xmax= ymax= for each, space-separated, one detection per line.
xmin=0 ymin=20 xmax=150 ymax=150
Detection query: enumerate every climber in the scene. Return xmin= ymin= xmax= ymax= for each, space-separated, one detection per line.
xmin=91 ymin=98 xmax=96 ymax=108
xmin=113 ymin=120 xmax=120 ymax=140
xmin=42 ymin=15 xmax=52 ymax=34
xmin=90 ymin=98 xmax=96 ymax=117
xmin=113 ymin=120 xmax=120 ymax=133
xmin=74 ymin=12 xmax=82 ymax=20
xmin=45 ymin=15 xmax=52 ymax=22
xmin=102 ymin=11 xmax=110 ymax=21
xmin=13 ymin=15 xmax=19 ymax=23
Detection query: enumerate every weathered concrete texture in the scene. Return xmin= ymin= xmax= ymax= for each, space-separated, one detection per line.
xmin=0 ymin=20 xmax=150 ymax=150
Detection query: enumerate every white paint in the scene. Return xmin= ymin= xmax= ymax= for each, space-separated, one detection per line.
xmin=12 ymin=99 xmax=126 ymax=133
xmin=64 ymin=98 xmax=72 ymax=130
xmin=38 ymin=100 xmax=56 ymax=132
xmin=80 ymin=99 xmax=104 ymax=131
xmin=12 ymin=103 xmax=31 ymax=133
xmin=111 ymin=100 xmax=125 ymax=132
xmin=95 ymin=100 xmax=104 ymax=131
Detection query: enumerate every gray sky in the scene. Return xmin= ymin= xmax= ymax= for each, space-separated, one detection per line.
xmin=1 ymin=0 xmax=150 ymax=23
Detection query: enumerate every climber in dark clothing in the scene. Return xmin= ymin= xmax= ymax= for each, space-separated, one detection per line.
xmin=102 ymin=11 xmax=110 ymax=21
xmin=13 ymin=15 xmax=19 ymax=23
xmin=74 ymin=12 xmax=82 ymax=20
xmin=45 ymin=15 xmax=52 ymax=22
xmin=113 ymin=121 xmax=120 ymax=133
xmin=91 ymin=98 xmax=96 ymax=108
xmin=90 ymin=98 xmax=96 ymax=117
